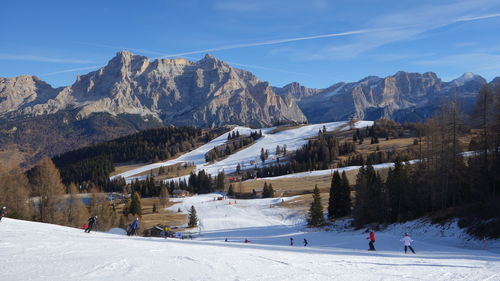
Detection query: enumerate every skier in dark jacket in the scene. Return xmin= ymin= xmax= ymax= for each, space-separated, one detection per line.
xmin=0 ymin=206 xmax=6 ymax=221
xmin=367 ymin=230 xmax=376 ymax=251
xmin=128 ymin=218 xmax=140 ymax=236
xmin=85 ymin=216 xmax=97 ymax=233
xmin=303 ymin=238 xmax=308 ymax=246
xmin=290 ymin=237 xmax=294 ymax=246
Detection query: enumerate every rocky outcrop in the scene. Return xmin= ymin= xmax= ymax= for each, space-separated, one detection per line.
xmin=1 ymin=51 xmax=307 ymax=127
xmin=282 ymin=71 xmax=489 ymax=123
xmin=0 ymin=75 xmax=58 ymax=116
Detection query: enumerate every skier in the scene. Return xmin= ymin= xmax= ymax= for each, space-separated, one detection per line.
xmin=303 ymin=238 xmax=308 ymax=246
xmin=367 ymin=230 xmax=376 ymax=251
xmin=401 ymin=233 xmax=416 ymax=254
xmin=244 ymin=239 xmax=250 ymax=243
xmin=129 ymin=218 xmax=140 ymax=236
xmin=0 ymin=206 xmax=6 ymax=221
xmin=85 ymin=215 xmax=97 ymax=233
xmin=290 ymin=237 xmax=294 ymax=246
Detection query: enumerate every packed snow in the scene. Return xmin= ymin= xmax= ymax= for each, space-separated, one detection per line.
xmin=1 ymin=194 xmax=499 ymax=281
xmin=111 ymin=121 xmax=374 ymax=183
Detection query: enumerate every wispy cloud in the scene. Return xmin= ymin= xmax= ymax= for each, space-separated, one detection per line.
xmin=289 ymin=0 xmax=500 ymax=60
xmin=225 ymin=61 xmax=311 ymax=77
xmin=160 ymin=29 xmax=371 ymax=58
xmin=40 ymin=66 xmax=100 ymax=76
xmin=0 ymin=54 xmax=93 ymax=64
xmin=213 ymin=0 xmax=328 ymax=13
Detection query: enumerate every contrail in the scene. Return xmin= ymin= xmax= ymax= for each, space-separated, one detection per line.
xmin=40 ymin=66 xmax=100 ymax=76
xmin=160 ymin=29 xmax=371 ymax=58
xmin=454 ymin=12 xmax=500 ymax=23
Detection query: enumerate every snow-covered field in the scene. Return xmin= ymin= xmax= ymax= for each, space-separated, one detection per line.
xmin=2 ymin=193 xmax=499 ymax=281
xmin=111 ymin=121 xmax=374 ymax=182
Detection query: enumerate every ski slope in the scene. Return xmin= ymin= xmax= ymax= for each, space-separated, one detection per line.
xmin=1 ymin=195 xmax=499 ymax=281
xmin=111 ymin=121 xmax=374 ymax=182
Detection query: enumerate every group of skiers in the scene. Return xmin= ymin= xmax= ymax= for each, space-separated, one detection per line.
xmin=289 ymin=237 xmax=308 ymax=246
xmin=367 ymin=230 xmax=417 ymax=254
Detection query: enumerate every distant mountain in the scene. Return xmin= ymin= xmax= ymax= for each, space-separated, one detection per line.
xmin=274 ymin=71 xmax=493 ymax=123
xmin=0 ymin=51 xmax=306 ymax=128
xmin=1 ymin=50 xmax=498 ymax=166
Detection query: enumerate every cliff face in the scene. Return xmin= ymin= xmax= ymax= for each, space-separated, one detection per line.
xmin=274 ymin=71 xmax=489 ymax=123
xmin=1 ymin=51 xmax=307 ymax=127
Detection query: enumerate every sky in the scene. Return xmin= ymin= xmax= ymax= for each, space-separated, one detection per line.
xmin=1 ymin=0 xmax=500 ymax=88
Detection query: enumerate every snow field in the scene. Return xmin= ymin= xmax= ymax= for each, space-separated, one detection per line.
xmin=1 ymin=193 xmax=499 ymax=281
xmin=111 ymin=121 xmax=374 ymax=182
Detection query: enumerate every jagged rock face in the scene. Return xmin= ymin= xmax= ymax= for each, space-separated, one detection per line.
xmin=283 ymin=71 xmax=489 ymax=123
xmin=0 ymin=75 xmax=58 ymax=116
xmin=272 ymin=82 xmax=321 ymax=100
xmin=1 ymin=51 xmax=306 ymax=127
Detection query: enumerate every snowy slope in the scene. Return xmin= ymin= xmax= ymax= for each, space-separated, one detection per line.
xmin=111 ymin=121 xmax=374 ymax=182
xmin=1 ymin=195 xmax=499 ymax=281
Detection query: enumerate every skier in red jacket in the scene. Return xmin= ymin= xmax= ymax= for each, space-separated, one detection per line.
xmin=367 ymin=230 xmax=376 ymax=251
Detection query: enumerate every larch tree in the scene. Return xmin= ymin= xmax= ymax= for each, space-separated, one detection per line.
xmin=66 ymin=183 xmax=88 ymax=228
xmin=29 ymin=158 xmax=66 ymax=224
xmin=0 ymin=166 xmax=32 ymax=220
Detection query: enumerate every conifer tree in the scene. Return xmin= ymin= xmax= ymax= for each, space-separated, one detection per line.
xmin=29 ymin=158 xmax=66 ymax=224
xmin=328 ymin=171 xmax=342 ymax=219
xmin=0 ymin=166 xmax=32 ymax=220
xmin=340 ymin=171 xmax=351 ymax=216
xmin=188 ymin=206 xmax=198 ymax=227
xmin=308 ymin=185 xmax=325 ymax=227
xmin=227 ymin=184 xmax=234 ymax=197
xmin=66 ymin=183 xmax=88 ymax=228
xmin=129 ymin=192 xmax=142 ymax=216
xmin=159 ymin=185 xmax=169 ymax=207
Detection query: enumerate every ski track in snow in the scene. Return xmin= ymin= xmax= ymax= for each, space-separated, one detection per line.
xmin=111 ymin=120 xmax=374 ymax=182
xmin=1 ymin=193 xmax=499 ymax=281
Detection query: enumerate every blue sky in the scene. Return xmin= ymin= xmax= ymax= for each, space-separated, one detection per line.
xmin=1 ymin=0 xmax=500 ymax=88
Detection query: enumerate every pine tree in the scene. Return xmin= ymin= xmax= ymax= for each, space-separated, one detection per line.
xmin=227 ymin=184 xmax=234 ymax=197
xmin=328 ymin=171 xmax=342 ymax=219
xmin=268 ymin=183 xmax=275 ymax=198
xmin=188 ymin=206 xmax=198 ymax=227
xmin=308 ymin=185 xmax=325 ymax=227
xmin=340 ymin=171 xmax=351 ymax=217
xmin=129 ymin=192 xmax=142 ymax=216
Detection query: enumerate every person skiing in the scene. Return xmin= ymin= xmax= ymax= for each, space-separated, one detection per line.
xmin=401 ymin=233 xmax=416 ymax=254
xmin=367 ymin=230 xmax=376 ymax=251
xmin=303 ymin=238 xmax=308 ymax=246
xmin=0 ymin=206 xmax=6 ymax=222
xmin=85 ymin=215 xmax=97 ymax=233
xmin=290 ymin=237 xmax=294 ymax=246
xmin=128 ymin=218 xmax=139 ymax=236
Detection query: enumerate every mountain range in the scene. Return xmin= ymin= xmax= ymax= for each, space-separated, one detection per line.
xmin=0 ymin=51 xmax=498 ymax=165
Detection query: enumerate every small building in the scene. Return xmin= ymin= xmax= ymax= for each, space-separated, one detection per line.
xmin=172 ymin=189 xmax=189 ymax=197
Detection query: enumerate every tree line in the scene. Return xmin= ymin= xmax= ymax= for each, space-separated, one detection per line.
xmin=52 ymin=126 xmax=208 ymax=187
xmin=205 ymin=130 xmax=262 ymax=162
xmin=309 ymin=85 xmax=500 ymax=237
